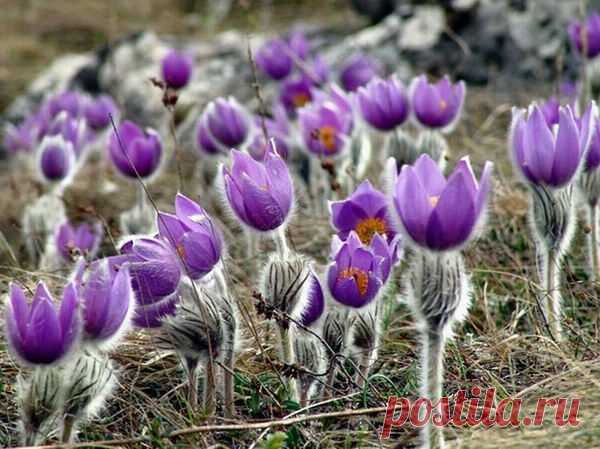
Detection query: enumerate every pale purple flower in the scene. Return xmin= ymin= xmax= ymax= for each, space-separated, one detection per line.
xmin=510 ymin=103 xmax=595 ymax=187
xmin=390 ymin=154 xmax=492 ymax=251
xmin=222 ymin=149 xmax=293 ymax=232
xmin=339 ymin=54 xmax=382 ymax=92
xmin=410 ymin=75 xmax=466 ymax=131
xmin=5 ymin=281 xmax=80 ymax=365
xmin=158 ymin=193 xmax=223 ymax=280
xmin=3 ymin=122 xmax=33 ymax=155
xmin=199 ymin=97 xmax=252 ymax=152
xmin=108 ymin=120 xmax=162 ymax=178
xmin=569 ymin=13 xmax=600 ymax=58
xmin=280 ymin=76 xmax=314 ymax=117
xmin=327 ymin=232 xmax=384 ymax=308
xmin=84 ymin=95 xmax=119 ymax=131
xmin=55 ymin=221 xmax=103 ymax=262
xmin=358 ymin=76 xmax=410 ymax=131
xmin=256 ymin=38 xmax=294 ymax=80
xmin=298 ymin=100 xmax=352 ymax=157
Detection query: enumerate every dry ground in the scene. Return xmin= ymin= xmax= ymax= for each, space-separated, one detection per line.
xmin=1 ymin=2 xmax=600 ymax=449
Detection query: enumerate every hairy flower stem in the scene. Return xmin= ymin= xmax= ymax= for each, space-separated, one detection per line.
xmin=543 ymin=249 xmax=563 ymax=342
xmin=274 ymin=228 xmax=289 ymax=259
xmin=588 ymin=204 xmax=600 ymax=281
xmin=420 ymin=330 xmax=445 ymax=449
xmin=203 ymin=356 xmax=217 ymax=415
xmin=183 ymin=357 xmax=199 ymax=413
xmin=278 ymin=326 xmax=299 ymax=402
xmin=355 ymin=350 xmax=373 ymax=392
xmin=136 ymin=182 xmax=147 ymax=214
xmin=61 ymin=415 xmax=76 ymax=443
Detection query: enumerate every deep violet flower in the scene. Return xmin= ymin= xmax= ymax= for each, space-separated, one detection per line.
xmin=299 ymin=273 xmax=325 ymax=327
xmin=339 ymin=54 xmax=382 ymax=92
xmin=37 ymin=134 xmax=76 ymax=184
xmin=280 ymin=76 xmax=315 ymax=117
xmin=357 ymin=76 xmax=410 ymax=131
xmin=199 ymin=97 xmax=252 ymax=153
xmin=569 ymin=13 xmax=600 ymax=58
xmin=256 ymin=38 xmax=294 ymax=80
xmin=161 ymin=49 xmax=193 ymax=90
xmin=84 ymin=95 xmax=119 ymax=131
xmin=410 ymin=75 xmax=466 ymax=131
xmin=108 ymin=120 xmax=162 ymax=178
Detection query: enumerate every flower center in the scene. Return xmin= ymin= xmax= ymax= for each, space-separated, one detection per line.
xmin=355 ymin=217 xmax=386 ymax=244
xmin=429 ymin=196 xmax=439 ymax=207
xmin=439 ymin=99 xmax=447 ymax=111
xmin=292 ymin=93 xmax=310 ymax=108
xmin=339 ymin=267 xmax=369 ymax=296
xmin=318 ymin=125 xmax=337 ymax=152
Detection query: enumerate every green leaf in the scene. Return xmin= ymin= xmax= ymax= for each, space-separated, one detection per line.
xmin=260 ymin=431 xmax=287 ymax=449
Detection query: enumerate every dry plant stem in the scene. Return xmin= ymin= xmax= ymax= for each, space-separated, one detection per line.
xmin=588 ymin=203 xmax=599 ymax=281
xmin=278 ymin=326 xmax=299 ymax=402
xmin=543 ymin=249 xmax=563 ymax=342
xmin=421 ymin=330 xmax=445 ymax=449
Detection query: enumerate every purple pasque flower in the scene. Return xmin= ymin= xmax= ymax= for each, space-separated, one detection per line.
xmin=5 ymin=281 xmax=80 ymax=365
xmin=110 ymin=237 xmax=181 ymax=328
xmin=339 ymin=54 xmax=382 ymax=92
xmin=47 ymin=91 xmax=83 ymax=119
xmin=47 ymin=112 xmax=92 ymax=157
xmin=410 ymin=75 xmax=466 ymax=131
xmin=200 ymin=97 xmax=252 ymax=152
xmin=568 ymin=13 xmax=600 ymax=58
xmin=510 ymin=102 xmax=595 ymax=187
xmin=313 ymin=83 xmax=355 ymax=129
xmin=298 ymin=100 xmax=352 ymax=157
xmin=55 ymin=221 xmax=103 ymax=262
xmin=301 ymin=55 xmax=330 ymax=85
xmin=249 ymin=133 xmax=290 ymax=161
xmin=222 ymin=149 xmax=293 ymax=232
xmin=280 ymin=76 xmax=315 ymax=117
xmin=161 ymin=49 xmax=193 ymax=90
xmin=357 ymin=76 xmax=410 ymax=131
xmin=256 ymin=38 xmax=294 ymax=80
xmin=158 ymin=193 xmax=223 ymax=280
xmin=37 ymin=134 xmax=76 ymax=183
xmin=299 ymin=272 xmax=325 ymax=327
xmin=330 ymin=180 xmax=397 ymax=245
xmin=370 ymin=233 xmax=402 ymax=283
xmin=586 ymin=119 xmax=600 ymax=171
xmin=109 ymin=120 xmax=162 ymax=178
xmin=196 ymin=117 xmax=221 ymax=156
xmin=390 ymin=154 xmax=492 ymax=252
xmin=3 ymin=122 xmax=34 ymax=155
xmin=78 ymin=258 xmax=134 ymax=346
xmin=84 ymin=95 xmax=119 ymax=131
xmin=327 ymin=232 xmax=385 ymax=308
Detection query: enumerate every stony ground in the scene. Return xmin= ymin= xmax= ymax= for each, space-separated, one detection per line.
xmin=1 ymin=2 xmax=600 ymax=449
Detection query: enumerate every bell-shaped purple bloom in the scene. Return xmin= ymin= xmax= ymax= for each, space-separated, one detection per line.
xmin=339 ymin=54 xmax=382 ymax=92
xmin=256 ymin=38 xmax=294 ymax=80
xmin=38 ymin=134 xmax=76 ymax=183
xmin=5 ymin=281 xmax=80 ymax=365
xmin=109 ymin=120 xmax=162 ymax=178
xmin=586 ymin=120 xmax=600 ymax=171
xmin=569 ymin=13 xmax=600 ymax=58
xmin=358 ymin=76 xmax=410 ymax=131
xmin=200 ymin=97 xmax=252 ymax=152
xmin=84 ymin=95 xmax=118 ymax=131
xmin=298 ymin=100 xmax=352 ymax=157
xmin=410 ymin=75 xmax=466 ymax=130
xmin=390 ymin=154 xmax=492 ymax=252
xmin=55 ymin=221 xmax=103 ymax=262
xmin=327 ymin=232 xmax=385 ymax=308
xmin=510 ymin=103 xmax=595 ymax=187
xmin=222 ymin=149 xmax=293 ymax=232
xmin=110 ymin=238 xmax=181 ymax=328
xmin=280 ymin=76 xmax=314 ymax=117
xmin=79 ymin=259 xmax=134 ymax=345
xmin=158 ymin=193 xmax=223 ymax=280
xmin=299 ymin=273 xmax=325 ymax=327
xmin=47 ymin=91 xmax=82 ymax=119
xmin=330 ymin=180 xmax=397 ymax=245
xmin=161 ymin=49 xmax=193 ymax=90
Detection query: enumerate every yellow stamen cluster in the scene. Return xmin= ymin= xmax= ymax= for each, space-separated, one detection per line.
xmin=429 ymin=196 xmax=440 ymax=207
xmin=355 ymin=217 xmax=386 ymax=245
xmin=439 ymin=99 xmax=447 ymax=111
xmin=292 ymin=93 xmax=310 ymax=108
xmin=339 ymin=267 xmax=369 ymax=296
xmin=318 ymin=125 xmax=337 ymax=152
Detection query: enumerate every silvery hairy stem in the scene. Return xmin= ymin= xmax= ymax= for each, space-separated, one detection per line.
xmin=529 ymin=184 xmax=576 ymax=342
xmin=406 ymin=251 xmax=471 ymax=449
xmin=579 ymin=169 xmax=600 ymax=280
